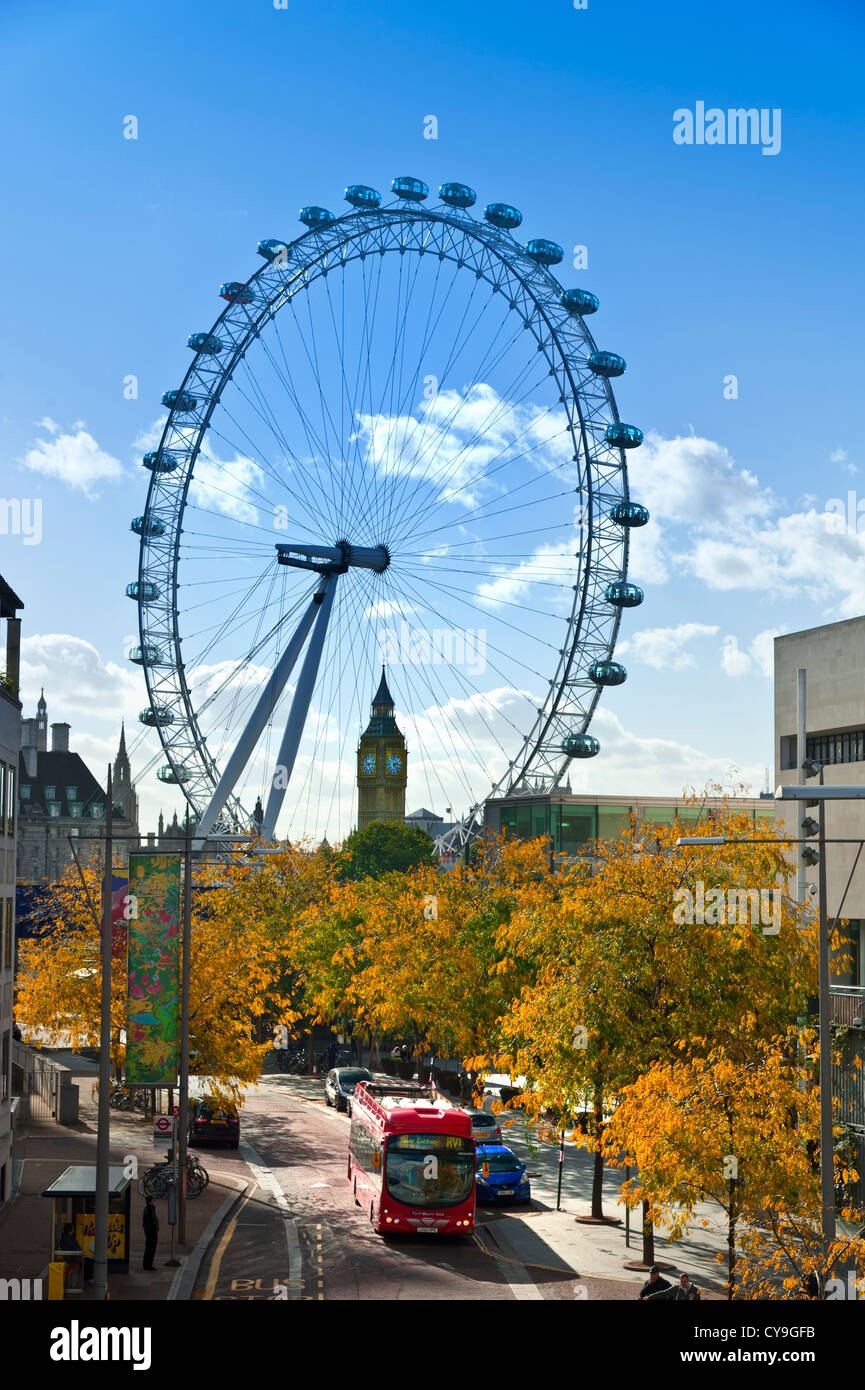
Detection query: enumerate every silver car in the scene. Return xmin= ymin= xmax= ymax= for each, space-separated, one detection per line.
xmin=324 ymin=1066 xmax=372 ymax=1113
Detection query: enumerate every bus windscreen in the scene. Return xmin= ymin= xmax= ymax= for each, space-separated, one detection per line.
xmin=384 ymin=1134 xmax=475 ymax=1208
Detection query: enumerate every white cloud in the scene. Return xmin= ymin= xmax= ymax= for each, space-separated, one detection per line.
xmin=691 ymin=508 xmax=865 ymax=615
xmin=21 ymin=425 xmax=124 ymax=496
xmin=721 ymin=627 xmax=785 ymax=678
xmin=354 ymin=383 xmax=571 ymax=512
xmin=628 ymin=431 xmax=773 ymax=527
xmin=720 ymin=634 xmax=751 ymax=677
xmin=618 ymin=622 xmax=719 ymax=670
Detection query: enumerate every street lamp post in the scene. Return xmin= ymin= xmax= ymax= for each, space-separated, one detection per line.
xmin=177 ymin=808 xmax=193 ymax=1244
xmin=92 ymin=768 xmax=113 ymax=1301
xmin=680 ymin=782 xmax=865 ymax=1271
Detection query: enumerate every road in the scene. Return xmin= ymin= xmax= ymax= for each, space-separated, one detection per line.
xmin=191 ymin=1077 xmax=637 ymax=1301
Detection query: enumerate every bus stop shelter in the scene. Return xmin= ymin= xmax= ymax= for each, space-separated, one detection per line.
xmin=42 ymin=1165 xmax=132 ymax=1288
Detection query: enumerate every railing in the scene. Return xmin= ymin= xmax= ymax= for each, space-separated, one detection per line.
xmin=831 ymin=985 xmax=865 ymax=1027
xmin=831 ymin=989 xmax=865 ymax=1136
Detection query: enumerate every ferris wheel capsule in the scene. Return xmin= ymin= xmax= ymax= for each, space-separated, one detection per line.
xmin=142 ymin=452 xmax=178 ymax=473
xmin=131 ymin=515 xmax=166 ymax=536
xmin=526 ymin=238 xmax=564 ymax=267
xmin=439 ymin=182 xmax=477 ymax=208
xmin=605 ymin=423 xmax=643 ymax=448
xmin=139 ymin=706 xmax=174 ymax=727
xmin=610 ymin=501 xmax=650 ymax=527
xmin=588 ymin=352 xmax=626 ymax=378
xmin=220 ymin=281 xmax=254 ymax=304
xmin=257 ymin=238 xmax=291 ymax=261
xmin=126 ymin=580 xmax=160 ymax=602
xmin=561 ymin=288 xmax=599 ymax=315
xmin=605 ymin=581 xmax=644 ymax=608
xmin=589 ymin=660 xmax=628 ymax=686
xmin=128 ymin=644 xmax=165 ymax=666
xmin=562 ymin=732 xmax=600 ymax=759
xmin=484 ymin=203 xmax=522 ymax=229
xmin=299 ymin=206 xmax=336 ymax=228
xmin=392 ymin=176 xmax=428 ymax=201
xmin=161 ymin=390 xmax=197 ymax=413
xmin=187 ymin=332 xmax=224 ymax=355
xmin=344 ymin=184 xmax=381 ymax=209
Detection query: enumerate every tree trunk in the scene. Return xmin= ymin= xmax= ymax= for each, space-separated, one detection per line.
xmin=642 ymin=1202 xmax=655 ymax=1266
xmin=590 ymin=1088 xmax=605 ymax=1219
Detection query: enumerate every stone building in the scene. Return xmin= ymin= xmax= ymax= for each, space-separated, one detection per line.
xmin=16 ymin=693 xmax=137 ymax=884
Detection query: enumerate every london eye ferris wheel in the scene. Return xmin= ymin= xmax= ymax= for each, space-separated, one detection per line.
xmin=128 ymin=175 xmax=648 ymax=852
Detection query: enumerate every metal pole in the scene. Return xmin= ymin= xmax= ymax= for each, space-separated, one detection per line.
xmin=625 ymin=1164 xmax=631 ymax=1247
xmin=818 ymin=789 xmax=836 ymax=1252
xmin=556 ymin=1128 xmax=564 ymax=1211
xmin=797 ymin=669 xmax=807 ymax=905
xmin=92 ymin=768 xmax=113 ymax=1300
xmin=177 ymin=807 xmax=193 ymax=1245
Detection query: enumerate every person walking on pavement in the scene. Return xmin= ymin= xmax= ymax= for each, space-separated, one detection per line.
xmin=647 ymin=1272 xmax=701 ymax=1301
xmin=142 ymin=1195 xmax=159 ymax=1270
xmin=638 ymin=1266 xmax=672 ymax=1299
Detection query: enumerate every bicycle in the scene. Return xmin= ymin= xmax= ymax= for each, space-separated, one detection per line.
xmin=137 ymin=1153 xmax=209 ymax=1199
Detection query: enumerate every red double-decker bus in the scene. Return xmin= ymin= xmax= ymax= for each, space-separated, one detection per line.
xmin=348 ymin=1082 xmax=476 ymax=1235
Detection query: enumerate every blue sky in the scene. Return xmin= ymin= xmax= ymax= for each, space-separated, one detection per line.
xmin=2 ymin=0 xmax=863 ymax=838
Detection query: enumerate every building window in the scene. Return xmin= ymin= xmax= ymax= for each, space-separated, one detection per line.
xmin=598 ymin=805 xmax=633 ymax=840
xmin=45 ymin=786 xmax=56 ymax=801
xmin=90 ymin=804 xmax=104 ymax=819
xmin=805 ymin=731 xmax=865 ymax=768
xmin=6 ymin=764 xmax=15 ymax=835
xmin=0 ymin=765 xmax=5 ymax=832
xmin=3 ymin=900 xmax=10 ymax=969
xmin=19 ymin=784 xmax=30 ymax=800
xmin=49 ymin=803 xmax=61 ymax=818
xmin=69 ymin=803 xmax=83 ymax=818
xmin=558 ymin=805 xmax=597 ymax=853
xmin=65 ymin=786 xmax=77 ymax=801
xmin=643 ymin=806 xmax=677 ymax=824
xmin=1 ymin=1030 xmax=9 ymax=1100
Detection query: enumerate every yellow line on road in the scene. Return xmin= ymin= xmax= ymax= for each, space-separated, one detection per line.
xmin=202 ymin=1189 xmax=254 ymax=1301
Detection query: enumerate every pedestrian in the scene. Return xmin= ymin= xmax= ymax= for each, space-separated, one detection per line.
xmin=647 ymin=1272 xmax=701 ymax=1301
xmin=638 ymin=1265 xmax=671 ymax=1299
xmin=58 ymin=1222 xmax=81 ymax=1252
xmin=142 ymin=1195 xmax=159 ymax=1270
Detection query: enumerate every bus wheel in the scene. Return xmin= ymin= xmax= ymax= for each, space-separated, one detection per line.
xmin=353 ymin=1181 xmax=360 ymax=1207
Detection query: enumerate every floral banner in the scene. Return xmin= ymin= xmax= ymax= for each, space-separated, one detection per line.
xmin=125 ymin=852 xmax=181 ymax=1085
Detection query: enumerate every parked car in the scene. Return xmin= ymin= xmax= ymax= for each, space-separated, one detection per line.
xmin=462 ymin=1108 xmax=503 ymax=1145
xmin=188 ymin=1096 xmax=240 ymax=1148
xmin=475 ymin=1144 xmax=531 ymax=1204
xmin=324 ymin=1067 xmax=372 ymax=1113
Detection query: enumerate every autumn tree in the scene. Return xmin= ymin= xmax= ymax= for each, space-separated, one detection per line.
xmin=15 ymin=851 xmax=299 ymax=1100
xmin=601 ymin=1029 xmax=833 ymax=1296
xmin=478 ymin=798 xmax=818 ymax=1247
xmin=338 ymin=819 xmax=438 ymax=880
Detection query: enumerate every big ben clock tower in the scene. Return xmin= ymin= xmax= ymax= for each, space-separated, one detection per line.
xmin=357 ymin=668 xmax=407 ymax=831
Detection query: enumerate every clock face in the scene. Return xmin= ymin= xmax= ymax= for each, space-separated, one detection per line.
xmin=361 ymin=754 xmax=375 ymax=775
xmin=386 ymin=754 xmax=403 ymax=775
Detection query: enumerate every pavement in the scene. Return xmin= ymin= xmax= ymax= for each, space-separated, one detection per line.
xmin=0 ymin=1057 xmax=246 ymax=1300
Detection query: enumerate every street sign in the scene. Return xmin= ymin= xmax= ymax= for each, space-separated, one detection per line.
xmin=169 ymin=1105 xmax=180 ymax=1117
xmin=153 ymin=1115 xmax=174 ymax=1148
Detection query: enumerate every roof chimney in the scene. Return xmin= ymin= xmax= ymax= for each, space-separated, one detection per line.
xmin=51 ymin=722 xmax=70 ymax=752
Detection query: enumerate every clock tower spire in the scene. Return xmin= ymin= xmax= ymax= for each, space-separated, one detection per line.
xmin=356 ymin=667 xmax=407 ymax=830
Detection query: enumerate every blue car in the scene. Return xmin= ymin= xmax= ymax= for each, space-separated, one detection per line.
xmin=475 ymin=1144 xmax=531 ymax=1204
